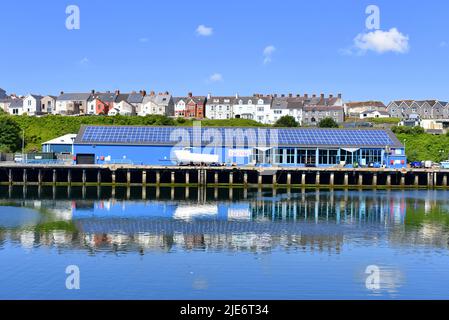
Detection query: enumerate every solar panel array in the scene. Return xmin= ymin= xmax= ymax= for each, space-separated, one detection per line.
xmin=78 ymin=126 xmax=398 ymax=147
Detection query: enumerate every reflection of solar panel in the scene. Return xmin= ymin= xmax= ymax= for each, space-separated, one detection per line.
xmin=77 ymin=126 xmax=400 ymax=147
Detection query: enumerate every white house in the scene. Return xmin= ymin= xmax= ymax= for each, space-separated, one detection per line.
xmin=234 ymin=95 xmax=272 ymax=123
xmin=23 ymin=94 xmax=43 ymax=115
xmin=8 ymin=99 xmax=24 ymax=115
xmin=205 ymin=95 xmax=234 ymax=120
xmin=55 ymin=93 xmax=91 ymax=115
xmin=140 ymin=92 xmax=174 ymax=116
xmin=174 ymin=98 xmax=187 ymax=117
xmin=110 ymin=95 xmax=135 ymax=116
xmin=359 ymin=110 xmax=391 ymax=119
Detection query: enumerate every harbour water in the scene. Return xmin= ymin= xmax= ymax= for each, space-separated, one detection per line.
xmin=1 ymin=186 xmax=449 ymax=300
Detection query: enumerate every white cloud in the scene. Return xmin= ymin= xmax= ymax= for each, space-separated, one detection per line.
xmin=352 ymin=28 xmax=409 ymax=54
xmin=263 ymin=45 xmax=276 ymax=64
xmin=79 ymin=57 xmax=89 ymax=65
xmin=196 ymin=25 xmax=213 ymax=36
xmin=209 ymin=73 xmax=223 ymax=82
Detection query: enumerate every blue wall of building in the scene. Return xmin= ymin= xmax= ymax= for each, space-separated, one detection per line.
xmin=74 ymin=144 xmax=407 ymax=168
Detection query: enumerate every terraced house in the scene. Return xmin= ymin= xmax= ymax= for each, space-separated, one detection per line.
xmin=387 ymin=100 xmax=449 ymax=119
xmin=140 ymin=91 xmax=174 ymax=117
xmin=55 ymin=92 xmax=91 ymax=115
xmin=205 ymin=95 xmax=234 ymax=120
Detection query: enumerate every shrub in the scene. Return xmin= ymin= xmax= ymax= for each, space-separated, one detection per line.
xmin=273 ymin=115 xmax=299 ymax=128
xmin=318 ymin=117 xmax=339 ymax=128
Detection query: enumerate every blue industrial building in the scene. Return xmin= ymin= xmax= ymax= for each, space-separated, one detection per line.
xmin=73 ymin=125 xmax=407 ymax=168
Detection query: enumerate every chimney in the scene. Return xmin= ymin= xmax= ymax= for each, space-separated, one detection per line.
xmin=235 ymin=93 xmax=239 ymax=99
xmin=91 ymin=90 xmax=95 ymax=94
xmin=296 ymin=94 xmax=300 ymax=98
xmin=141 ymin=90 xmax=147 ymax=97
xmin=304 ymin=93 xmax=308 ymax=99
xmin=312 ymin=94 xmax=316 ymax=98
xmin=289 ymin=93 xmax=293 ymax=98
xmin=207 ymin=93 xmax=212 ymax=100
xmin=188 ymin=92 xmax=193 ymax=97
xmin=150 ymin=91 xmax=155 ymax=96
xmin=274 ymin=94 xmax=278 ymax=98
xmin=338 ymin=93 xmax=342 ymax=99
xmin=281 ymin=94 xmax=285 ymax=97
xmin=60 ymin=91 xmax=64 ymax=95
xmin=320 ymin=93 xmax=324 ymax=99
xmin=115 ymin=90 xmax=120 ymax=95
xmin=329 ymin=94 xmax=334 ymax=99
xmin=165 ymin=91 xmax=169 ymax=95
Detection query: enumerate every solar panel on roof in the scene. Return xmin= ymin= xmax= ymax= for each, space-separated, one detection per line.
xmin=78 ymin=126 xmax=398 ymax=148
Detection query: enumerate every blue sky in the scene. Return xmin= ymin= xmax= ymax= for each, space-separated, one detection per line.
xmin=0 ymin=0 xmax=448 ymax=103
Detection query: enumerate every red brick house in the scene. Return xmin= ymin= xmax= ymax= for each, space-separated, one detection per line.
xmin=87 ymin=91 xmax=117 ymax=115
xmin=185 ymin=92 xmax=206 ymax=118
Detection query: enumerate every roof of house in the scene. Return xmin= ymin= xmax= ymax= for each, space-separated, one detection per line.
xmin=89 ymin=92 xmax=117 ymax=103
xmin=42 ymin=134 xmax=77 ymax=145
xmin=26 ymin=94 xmax=43 ymax=100
xmin=235 ymin=96 xmax=273 ymax=104
xmin=75 ymin=125 xmax=404 ymax=148
xmin=42 ymin=95 xmax=57 ymax=100
xmin=9 ymin=99 xmax=23 ymax=108
xmin=271 ymin=97 xmax=289 ymax=109
xmin=173 ymin=97 xmax=186 ymax=104
xmin=206 ymin=96 xmax=235 ymax=105
xmin=303 ymin=105 xmax=344 ymax=112
xmin=346 ymin=101 xmax=386 ymax=108
xmin=57 ymin=93 xmax=92 ymax=101
xmin=142 ymin=93 xmax=173 ymax=106
xmin=115 ymin=94 xmax=130 ymax=103
xmin=187 ymin=96 xmax=207 ymax=104
xmin=127 ymin=92 xmax=145 ymax=104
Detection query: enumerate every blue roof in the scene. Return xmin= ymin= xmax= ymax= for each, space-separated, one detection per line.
xmin=75 ymin=126 xmax=403 ymax=148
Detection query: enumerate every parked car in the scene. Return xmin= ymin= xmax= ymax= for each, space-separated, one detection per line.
xmin=14 ymin=154 xmax=24 ymax=163
xmin=411 ymin=161 xmax=423 ymax=168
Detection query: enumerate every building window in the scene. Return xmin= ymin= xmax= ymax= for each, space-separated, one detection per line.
xmin=286 ymin=148 xmax=295 ymax=164
xmin=319 ymin=149 xmax=338 ymax=165
xmin=275 ymin=148 xmax=284 ymax=163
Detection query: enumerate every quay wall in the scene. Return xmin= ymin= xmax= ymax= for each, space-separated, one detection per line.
xmin=0 ymin=164 xmax=448 ymax=189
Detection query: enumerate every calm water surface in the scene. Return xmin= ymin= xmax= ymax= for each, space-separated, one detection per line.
xmin=1 ymin=186 xmax=449 ymax=300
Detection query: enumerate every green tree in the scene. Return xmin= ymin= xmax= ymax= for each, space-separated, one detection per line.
xmin=318 ymin=117 xmax=339 ymax=128
xmin=273 ymin=115 xmax=299 ymax=128
xmin=0 ymin=117 xmax=22 ymax=152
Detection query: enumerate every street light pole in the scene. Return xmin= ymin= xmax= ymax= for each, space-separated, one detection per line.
xmin=21 ymin=129 xmax=25 ymax=163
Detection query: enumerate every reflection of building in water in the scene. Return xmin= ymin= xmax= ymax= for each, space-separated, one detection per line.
xmin=247 ymin=191 xmax=407 ymax=225
xmin=1 ymin=189 xmax=449 ymax=254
